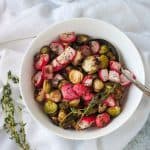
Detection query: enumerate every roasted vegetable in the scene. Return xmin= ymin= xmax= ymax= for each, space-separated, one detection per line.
xmin=40 ymin=46 xmax=50 ymax=54
xmin=99 ymin=45 xmax=109 ymax=54
xmin=58 ymin=110 xmax=67 ymax=123
xmin=76 ymin=34 xmax=90 ymax=44
xmin=35 ymin=90 xmax=45 ymax=102
xmin=98 ymin=104 xmax=107 ymax=113
xmin=82 ymin=56 xmax=99 ymax=74
xmin=107 ymin=106 xmax=121 ymax=117
xmin=72 ymin=51 xmax=83 ymax=66
xmin=69 ymin=69 xmax=83 ymax=84
xmin=99 ymin=55 xmax=109 ymax=69
xmin=58 ymin=80 xmax=69 ymax=89
xmin=106 ymin=51 xmax=116 ymax=60
xmin=44 ymin=100 xmax=58 ymax=114
xmin=93 ymin=78 xmax=104 ymax=92
xmin=43 ymin=80 xmax=51 ymax=93
xmin=59 ymin=101 xmax=69 ymax=110
xmin=69 ymin=99 xmax=80 ymax=107
xmin=49 ymin=90 xmax=62 ymax=103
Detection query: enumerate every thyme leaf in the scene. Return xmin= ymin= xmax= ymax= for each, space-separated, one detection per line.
xmin=1 ymin=71 xmax=30 ymax=150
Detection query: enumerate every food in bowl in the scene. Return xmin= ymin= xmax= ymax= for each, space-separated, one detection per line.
xmin=32 ymin=32 xmax=134 ymax=130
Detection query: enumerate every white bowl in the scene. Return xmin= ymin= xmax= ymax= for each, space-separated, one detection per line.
xmin=20 ymin=18 xmax=145 ymax=140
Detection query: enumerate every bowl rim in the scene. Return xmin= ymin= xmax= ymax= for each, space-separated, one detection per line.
xmin=19 ymin=17 xmax=145 ymax=140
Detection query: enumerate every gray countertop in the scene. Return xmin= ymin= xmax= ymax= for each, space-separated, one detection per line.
xmin=125 ymin=114 xmax=150 ymax=150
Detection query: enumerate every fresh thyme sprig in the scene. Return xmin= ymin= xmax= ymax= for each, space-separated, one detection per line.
xmin=0 ymin=71 xmax=30 ymax=150
xmin=77 ymin=83 xmax=118 ymax=126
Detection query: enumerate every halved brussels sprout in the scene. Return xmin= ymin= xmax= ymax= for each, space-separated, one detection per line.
xmin=40 ymin=46 xmax=50 ymax=54
xmin=76 ymin=34 xmax=90 ymax=44
xmin=98 ymin=104 xmax=107 ymax=113
xmin=107 ymin=106 xmax=121 ymax=117
xmin=59 ymin=101 xmax=69 ymax=110
xmin=72 ymin=51 xmax=83 ymax=66
xmin=93 ymin=78 xmax=104 ymax=92
xmin=69 ymin=69 xmax=83 ymax=84
xmin=106 ymin=51 xmax=116 ymax=60
xmin=43 ymin=80 xmax=51 ymax=93
xmin=69 ymin=99 xmax=80 ymax=107
xmin=35 ymin=90 xmax=45 ymax=102
xmin=99 ymin=55 xmax=109 ymax=69
xmin=82 ymin=56 xmax=99 ymax=74
xmin=58 ymin=80 xmax=69 ymax=89
xmin=58 ymin=110 xmax=67 ymax=123
xmin=44 ymin=100 xmax=58 ymax=114
xmin=99 ymin=45 xmax=109 ymax=54
xmin=49 ymin=90 xmax=62 ymax=103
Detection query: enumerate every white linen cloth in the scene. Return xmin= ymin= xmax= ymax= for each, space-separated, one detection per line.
xmin=0 ymin=0 xmax=150 ymax=150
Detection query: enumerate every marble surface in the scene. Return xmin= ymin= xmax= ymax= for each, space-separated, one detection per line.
xmin=125 ymin=114 xmax=150 ymax=150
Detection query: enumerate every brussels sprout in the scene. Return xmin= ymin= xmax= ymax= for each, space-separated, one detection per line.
xmin=35 ymin=90 xmax=45 ymax=102
xmin=93 ymin=78 xmax=104 ymax=92
xmin=72 ymin=51 xmax=83 ymax=66
xmin=76 ymin=34 xmax=90 ymax=44
xmin=107 ymin=106 xmax=121 ymax=117
xmin=82 ymin=56 xmax=99 ymax=74
xmin=99 ymin=45 xmax=109 ymax=54
xmin=58 ymin=110 xmax=67 ymax=123
xmin=99 ymin=55 xmax=109 ymax=69
xmin=69 ymin=99 xmax=80 ymax=107
xmin=58 ymin=80 xmax=69 ymax=89
xmin=44 ymin=100 xmax=58 ymax=114
xmin=43 ymin=80 xmax=51 ymax=93
xmin=106 ymin=51 xmax=116 ymax=60
xmin=49 ymin=90 xmax=62 ymax=103
xmin=40 ymin=46 xmax=50 ymax=54
xmin=69 ymin=69 xmax=83 ymax=84
xmin=98 ymin=104 xmax=107 ymax=113
xmin=59 ymin=101 xmax=69 ymax=110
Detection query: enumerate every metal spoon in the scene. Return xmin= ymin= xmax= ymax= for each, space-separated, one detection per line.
xmin=93 ymin=39 xmax=150 ymax=96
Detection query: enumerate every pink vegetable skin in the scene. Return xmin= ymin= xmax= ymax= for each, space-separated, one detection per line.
xmin=109 ymin=61 xmax=121 ymax=73
xmin=52 ymin=74 xmax=64 ymax=87
xmin=82 ymin=75 xmax=93 ymax=87
xmin=73 ymin=83 xmax=89 ymax=97
xmin=98 ymin=69 xmax=109 ymax=82
xmin=120 ymin=69 xmax=135 ymax=86
xmin=32 ymin=71 xmax=43 ymax=88
xmin=103 ymin=95 xmax=116 ymax=107
xmin=96 ymin=113 xmax=110 ymax=128
xmin=82 ymin=92 xmax=94 ymax=105
xmin=78 ymin=116 xmax=96 ymax=129
xmin=61 ymin=83 xmax=79 ymax=100
xmin=90 ymin=41 xmax=100 ymax=54
xmin=52 ymin=46 xmax=76 ymax=72
xmin=109 ymin=70 xmax=120 ymax=83
xmin=50 ymin=42 xmax=64 ymax=55
xmin=42 ymin=65 xmax=53 ymax=80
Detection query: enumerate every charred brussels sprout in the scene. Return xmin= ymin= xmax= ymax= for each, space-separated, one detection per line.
xmin=58 ymin=110 xmax=67 ymax=123
xmin=40 ymin=46 xmax=50 ymax=54
xmin=82 ymin=56 xmax=99 ymax=74
xmin=98 ymin=104 xmax=107 ymax=113
xmin=107 ymin=106 xmax=121 ymax=117
xmin=69 ymin=69 xmax=83 ymax=84
xmin=99 ymin=55 xmax=109 ymax=69
xmin=44 ymin=100 xmax=58 ymax=114
xmin=35 ymin=90 xmax=45 ymax=102
xmin=99 ymin=45 xmax=109 ymax=54
xmin=69 ymin=99 xmax=80 ymax=107
xmin=93 ymin=78 xmax=104 ymax=92
xmin=76 ymin=34 xmax=90 ymax=44
xmin=49 ymin=90 xmax=62 ymax=103
xmin=43 ymin=80 xmax=51 ymax=93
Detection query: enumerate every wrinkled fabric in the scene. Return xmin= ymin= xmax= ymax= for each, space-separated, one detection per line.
xmin=0 ymin=0 xmax=150 ymax=150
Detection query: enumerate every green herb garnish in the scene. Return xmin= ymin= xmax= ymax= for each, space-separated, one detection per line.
xmin=1 ymin=71 xmax=30 ymax=150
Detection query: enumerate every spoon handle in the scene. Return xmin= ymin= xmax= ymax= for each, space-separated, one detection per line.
xmin=121 ymin=69 xmax=150 ymax=96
